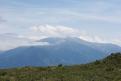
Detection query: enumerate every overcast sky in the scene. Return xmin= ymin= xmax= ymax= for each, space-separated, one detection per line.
xmin=0 ymin=0 xmax=121 ymax=50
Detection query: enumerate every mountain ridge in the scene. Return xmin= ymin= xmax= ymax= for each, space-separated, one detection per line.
xmin=0 ymin=37 xmax=120 ymax=68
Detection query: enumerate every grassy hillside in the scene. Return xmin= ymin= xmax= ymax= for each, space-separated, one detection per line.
xmin=0 ymin=53 xmax=121 ymax=81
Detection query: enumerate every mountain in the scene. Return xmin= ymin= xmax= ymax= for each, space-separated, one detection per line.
xmin=40 ymin=37 xmax=121 ymax=54
xmin=87 ymin=43 xmax=121 ymax=54
xmin=0 ymin=53 xmax=121 ymax=81
xmin=0 ymin=37 xmax=121 ymax=68
xmin=0 ymin=50 xmax=4 ymax=54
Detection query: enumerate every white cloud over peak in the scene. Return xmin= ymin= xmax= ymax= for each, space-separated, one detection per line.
xmin=112 ymin=39 xmax=121 ymax=46
xmin=28 ymin=24 xmax=106 ymax=43
xmin=30 ymin=25 xmax=81 ymax=38
xmin=0 ymin=24 xmax=120 ymax=51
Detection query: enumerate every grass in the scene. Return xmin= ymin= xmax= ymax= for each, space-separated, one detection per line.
xmin=0 ymin=53 xmax=121 ymax=81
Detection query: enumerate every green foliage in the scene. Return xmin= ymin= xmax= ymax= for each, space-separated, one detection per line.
xmin=0 ymin=53 xmax=121 ymax=81
xmin=94 ymin=60 xmax=101 ymax=65
xmin=0 ymin=72 xmax=7 ymax=76
xmin=58 ymin=64 xmax=63 ymax=67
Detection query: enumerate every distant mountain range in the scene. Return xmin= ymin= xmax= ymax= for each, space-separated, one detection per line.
xmin=0 ymin=37 xmax=121 ymax=68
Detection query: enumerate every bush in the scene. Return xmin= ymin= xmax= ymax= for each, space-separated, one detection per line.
xmin=94 ymin=60 xmax=100 ymax=65
xmin=58 ymin=64 xmax=63 ymax=67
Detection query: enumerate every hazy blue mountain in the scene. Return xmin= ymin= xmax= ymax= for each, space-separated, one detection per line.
xmin=88 ymin=43 xmax=121 ymax=54
xmin=0 ymin=50 xmax=4 ymax=54
xmin=40 ymin=37 xmax=121 ymax=54
xmin=0 ymin=37 xmax=121 ymax=68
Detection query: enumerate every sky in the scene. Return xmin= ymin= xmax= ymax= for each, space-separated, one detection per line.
xmin=0 ymin=0 xmax=121 ymax=50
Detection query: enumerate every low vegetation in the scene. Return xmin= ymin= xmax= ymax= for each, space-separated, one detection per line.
xmin=0 ymin=53 xmax=121 ymax=81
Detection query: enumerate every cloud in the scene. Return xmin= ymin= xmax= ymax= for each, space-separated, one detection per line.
xmin=63 ymin=11 xmax=121 ymax=24
xmin=28 ymin=24 xmax=107 ymax=43
xmin=0 ymin=25 xmax=120 ymax=51
xmin=0 ymin=33 xmax=29 ymax=51
xmin=30 ymin=25 xmax=81 ymax=37
xmin=0 ymin=16 xmax=6 ymax=23
xmin=0 ymin=32 xmax=50 ymax=51
xmin=112 ymin=39 xmax=121 ymax=46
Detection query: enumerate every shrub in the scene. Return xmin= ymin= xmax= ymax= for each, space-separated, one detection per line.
xmin=58 ymin=64 xmax=63 ymax=67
